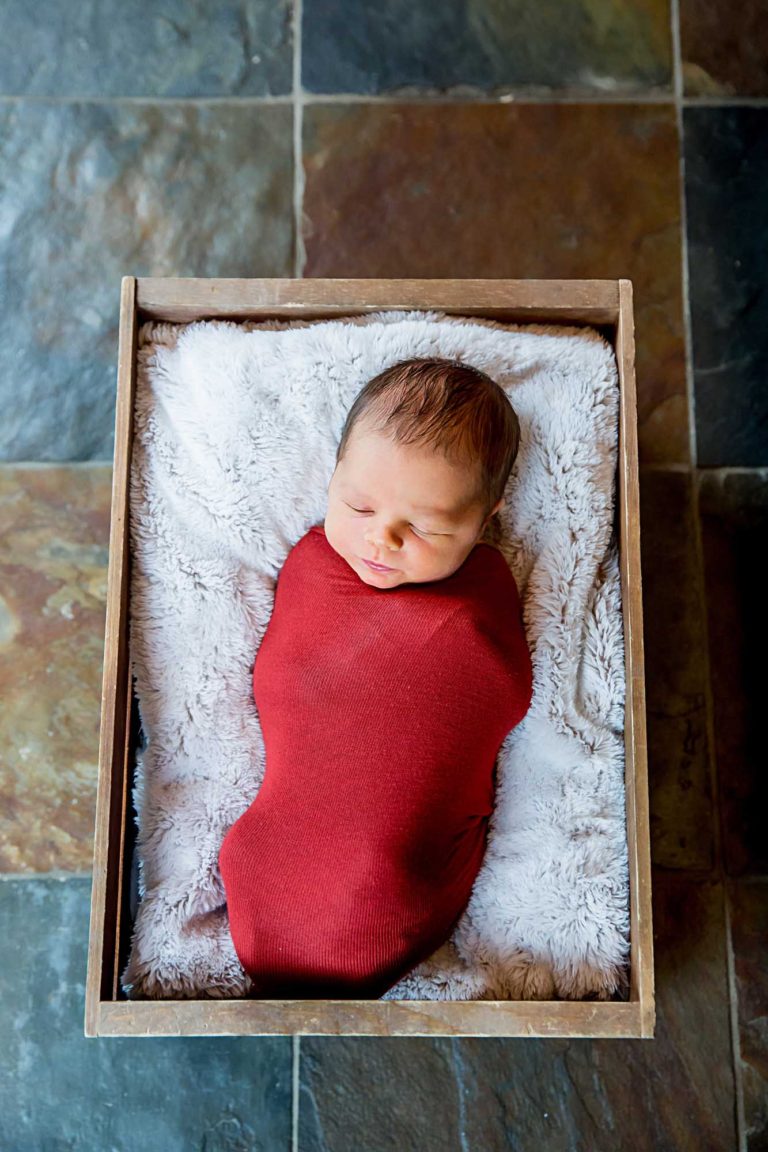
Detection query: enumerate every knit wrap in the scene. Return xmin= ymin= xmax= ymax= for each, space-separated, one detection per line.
xmin=218 ymin=524 xmax=533 ymax=998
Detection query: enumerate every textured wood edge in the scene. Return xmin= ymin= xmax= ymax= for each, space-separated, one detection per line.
xmin=135 ymin=277 xmax=620 ymax=323
xmin=84 ymin=276 xmax=137 ymax=1038
xmin=617 ymin=279 xmax=655 ymax=1037
xmin=89 ymin=997 xmax=647 ymax=1039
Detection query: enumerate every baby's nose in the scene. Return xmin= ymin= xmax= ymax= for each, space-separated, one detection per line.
xmin=366 ymin=526 xmax=401 ymax=550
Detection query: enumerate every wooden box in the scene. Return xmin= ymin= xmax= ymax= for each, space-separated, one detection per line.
xmin=85 ymin=277 xmax=653 ymax=1039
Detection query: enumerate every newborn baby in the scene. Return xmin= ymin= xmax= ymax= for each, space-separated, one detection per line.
xmin=218 ymin=356 xmax=534 ymax=999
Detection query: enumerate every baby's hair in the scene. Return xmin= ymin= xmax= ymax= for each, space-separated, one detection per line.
xmin=335 ymin=357 xmax=521 ymax=518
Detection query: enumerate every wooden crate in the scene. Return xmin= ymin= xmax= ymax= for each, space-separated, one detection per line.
xmin=85 ymin=277 xmax=653 ymax=1039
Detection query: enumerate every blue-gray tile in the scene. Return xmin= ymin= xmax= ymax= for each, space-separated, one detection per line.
xmin=0 ymin=876 xmax=292 ymax=1151
xmin=684 ymin=107 xmax=768 ymax=467
xmin=0 ymin=0 xmax=293 ymax=97
xmin=299 ymin=872 xmax=736 ymax=1151
xmin=302 ymin=0 xmax=672 ymax=95
xmin=0 ymin=101 xmax=294 ymax=462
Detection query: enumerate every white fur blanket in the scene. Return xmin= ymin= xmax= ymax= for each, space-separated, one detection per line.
xmin=121 ymin=309 xmax=629 ymax=1001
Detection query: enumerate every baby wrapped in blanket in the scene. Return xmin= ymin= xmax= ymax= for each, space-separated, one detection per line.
xmin=218 ymin=356 xmax=534 ymax=998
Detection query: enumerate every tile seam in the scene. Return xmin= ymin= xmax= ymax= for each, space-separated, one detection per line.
xmin=691 ymin=464 xmax=745 ymax=1151
xmin=292 ymin=1033 xmax=300 ymax=1152
xmin=293 ymin=0 xmax=305 ymax=278
xmin=0 ymin=871 xmax=92 ymax=880
xmin=724 ymin=890 xmax=748 ymax=1151
xmin=0 ymin=93 xmax=766 ymax=107
xmin=670 ymin=0 xmax=698 ymax=470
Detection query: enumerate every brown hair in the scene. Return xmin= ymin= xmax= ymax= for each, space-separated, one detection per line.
xmin=335 ymin=357 xmax=521 ymax=519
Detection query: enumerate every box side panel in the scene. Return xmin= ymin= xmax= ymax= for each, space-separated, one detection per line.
xmin=135 ymin=277 xmax=620 ymax=324
xmin=617 ymin=279 xmax=655 ymax=1037
xmin=85 ymin=277 xmax=138 ymax=1036
xmin=95 ymin=998 xmax=646 ymax=1039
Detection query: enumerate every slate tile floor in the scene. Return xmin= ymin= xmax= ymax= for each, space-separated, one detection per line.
xmin=0 ymin=0 xmax=765 ymax=1148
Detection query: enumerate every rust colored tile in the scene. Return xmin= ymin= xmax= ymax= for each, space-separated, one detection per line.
xmin=681 ymin=0 xmax=768 ymax=97
xmin=0 ymin=465 xmax=111 ymax=872
xmin=303 ymin=102 xmax=688 ymax=465
xmin=640 ymin=469 xmax=715 ymax=870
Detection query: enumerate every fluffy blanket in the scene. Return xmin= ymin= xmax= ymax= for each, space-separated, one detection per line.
xmin=120 ymin=309 xmax=629 ymax=1001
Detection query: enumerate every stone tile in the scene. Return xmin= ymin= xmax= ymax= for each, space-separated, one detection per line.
xmin=0 ymin=101 xmax=294 ymax=462
xmin=303 ymin=102 xmax=688 ymax=465
xmin=0 ymin=465 xmax=111 ymax=872
xmin=698 ymin=471 xmax=768 ymax=877
xmin=0 ymin=0 xmax=292 ymax=97
xmin=299 ymin=872 xmax=736 ymax=1151
xmin=729 ymin=880 xmax=768 ymax=1150
xmin=0 ymin=875 xmax=292 ymax=1150
xmin=302 ymin=0 xmax=672 ymax=95
xmin=639 ymin=469 xmax=714 ymax=870
xmin=680 ymin=0 xmax=768 ymax=97
xmin=684 ymin=107 xmax=768 ymax=467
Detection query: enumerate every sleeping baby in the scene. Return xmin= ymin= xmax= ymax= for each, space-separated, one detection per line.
xmin=218 ymin=355 xmax=534 ymax=999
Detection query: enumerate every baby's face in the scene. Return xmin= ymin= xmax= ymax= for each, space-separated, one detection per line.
xmin=324 ymin=424 xmax=503 ymax=587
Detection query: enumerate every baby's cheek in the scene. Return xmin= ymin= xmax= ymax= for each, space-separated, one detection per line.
xmin=322 ymin=517 xmax=341 ymax=553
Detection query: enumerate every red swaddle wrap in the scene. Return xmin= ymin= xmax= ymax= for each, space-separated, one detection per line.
xmin=218 ymin=523 xmax=533 ymax=998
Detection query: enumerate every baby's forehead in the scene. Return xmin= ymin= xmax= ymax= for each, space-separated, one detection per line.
xmin=341 ymin=431 xmax=483 ymax=505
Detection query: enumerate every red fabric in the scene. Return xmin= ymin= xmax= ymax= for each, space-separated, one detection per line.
xmin=218 ymin=523 xmax=533 ymax=998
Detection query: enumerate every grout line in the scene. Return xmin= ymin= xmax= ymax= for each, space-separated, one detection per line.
xmin=0 ymin=460 xmax=113 ymax=469
xmin=638 ymin=464 xmax=768 ymax=477
xmin=298 ymin=93 xmax=768 ymax=108
xmin=292 ymin=1033 xmax=300 ymax=1152
xmin=691 ymin=474 xmax=723 ymax=868
xmin=286 ymin=90 xmax=680 ymax=104
xmin=689 ymin=462 xmax=745 ymax=1149
xmin=0 ymin=92 xmax=766 ymax=108
xmin=680 ymin=96 xmax=768 ymax=107
xmin=680 ymin=0 xmax=749 ymax=1100
xmin=725 ymin=889 xmax=748 ymax=1151
xmin=670 ymin=0 xmax=698 ymax=471
xmin=293 ymin=0 xmax=306 ymax=277
xmin=0 ymin=871 xmax=92 ymax=880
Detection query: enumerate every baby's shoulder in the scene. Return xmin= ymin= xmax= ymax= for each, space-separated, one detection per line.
xmin=277 ymin=522 xmax=326 ymax=578
xmin=464 ymin=542 xmax=523 ymax=606
xmin=471 ymin=540 xmax=515 ymax=576
xmin=290 ymin=522 xmax=326 ymax=553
